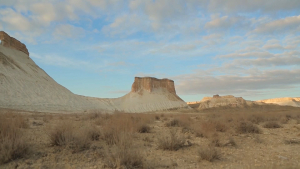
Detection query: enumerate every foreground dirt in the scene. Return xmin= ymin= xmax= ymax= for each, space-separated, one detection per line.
xmin=1 ymin=106 xmax=300 ymax=169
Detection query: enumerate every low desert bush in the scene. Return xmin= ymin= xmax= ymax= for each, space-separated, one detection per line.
xmin=157 ymin=129 xmax=185 ymax=151
xmin=165 ymin=115 xmax=191 ymax=128
xmin=284 ymin=139 xmax=300 ymax=145
xmin=198 ymin=146 xmax=220 ymax=162
xmin=263 ymin=121 xmax=282 ymax=129
xmin=209 ymin=136 xmax=222 ymax=147
xmin=0 ymin=113 xmax=29 ymax=164
xmin=192 ymin=120 xmax=226 ymax=138
xmin=138 ymin=124 xmax=151 ymax=133
xmin=48 ymin=121 xmax=91 ymax=152
xmin=236 ymin=121 xmax=261 ymax=134
xmin=105 ymin=133 xmax=145 ymax=169
xmin=101 ymin=113 xmax=155 ymax=145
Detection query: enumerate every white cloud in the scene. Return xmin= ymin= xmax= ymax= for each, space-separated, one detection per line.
xmin=0 ymin=8 xmax=34 ymax=31
xmin=254 ymin=15 xmax=300 ymax=34
xmin=218 ymin=51 xmax=273 ymax=58
xmin=53 ymin=24 xmax=85 ymax=39
xmin=207 ymin=0 xmax=300 ymax=13
xmin=175 ymin=69 xmax=300 ymax=96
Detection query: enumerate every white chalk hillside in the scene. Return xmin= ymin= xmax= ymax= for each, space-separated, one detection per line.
xmin=0 ymin=45 xmax=117 ymax=112
xmin=256 ymin=97 xmax=300 ymax=107
xmin=0 ymin=45 xmax=188 ymax=113
xmin=113 ymin=88 xmax=188 ymax=113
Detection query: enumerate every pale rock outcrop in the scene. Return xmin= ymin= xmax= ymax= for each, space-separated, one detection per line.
xmin=256 ymin=97 xmax=300 ymax=107
xmin=188 ymin=95 xmax=255 ymax=110
xmin=0 ymin=31 xmax=29 ymax=56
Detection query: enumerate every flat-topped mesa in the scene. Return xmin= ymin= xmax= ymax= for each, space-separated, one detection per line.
xmin=0 ymin=31 xmax=29 ymax=56
xmin=131 ymin=77 xmax=176 ymax=94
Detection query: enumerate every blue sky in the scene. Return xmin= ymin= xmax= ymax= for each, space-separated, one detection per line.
xmin=0 ymin=0 xmax=300 ymax=102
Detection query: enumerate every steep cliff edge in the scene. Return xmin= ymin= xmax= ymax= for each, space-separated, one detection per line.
xmin=131 ymin=77 xmax=176 ymax=94
xmin=0 ymin=31 xmax=29 ymax=56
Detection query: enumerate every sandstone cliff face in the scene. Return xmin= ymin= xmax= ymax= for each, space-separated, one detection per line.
xmin=131 ymin=77 xmax=176 ymax=94
xmin=0 ymin=31 xmax=29 ymax=56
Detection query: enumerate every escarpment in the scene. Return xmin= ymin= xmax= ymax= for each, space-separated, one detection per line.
xmin=131 ymin=77 xmax=176 ymax=94
xmin=0 ymin=31 xmax=29 ymax=56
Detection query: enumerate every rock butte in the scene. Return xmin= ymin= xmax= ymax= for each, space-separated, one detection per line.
xmin=0 ymin=31 xmax=188 ymax=113
xmin=131 ymin=77 xmax=176 ymax=94
xmin=0 ymin=31 xmax=29 ymax=56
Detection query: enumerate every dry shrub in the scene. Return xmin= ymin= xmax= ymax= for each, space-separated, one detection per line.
xmin=157 ymin=129 xmax=185 ymax=151
xmin=236 ymin=121 xmax=261 ymax=134
xmin=224 ymin=137 xmax=237 ymax=147
xmin=263 ymin=121 xmax=282 ymax=129
xmin=48 ymin=121 xmax=91 ymax=152
xmin=284 ymin=139 xmax=300 ymax=145
xmin=209 ymin=136 xmax=222 ymax=147
xmin=198 ymin=146 xmax=220 ymax=162
xmin=138 ymin=124 xmax=151 ymax=133
xmin=165 ymin=114 xmax=191 ymax=128
xmin=42 ymin=115 xmax=53 ymax=123
xmin=101 ymin=113 xmax=155 ymax=145
xmin=0 ymin=113 xmax=29 ymax=164
xmin=105 ymin=133 xmax=145 ymax=169
xmin=192 ymin=120 xmax=227 ymax=138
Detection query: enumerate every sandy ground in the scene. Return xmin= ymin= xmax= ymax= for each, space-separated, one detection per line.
xmin=1 ymin=105 xmax=300 ymax=169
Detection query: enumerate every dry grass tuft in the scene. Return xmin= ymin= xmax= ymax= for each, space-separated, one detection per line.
xmin=48 ymin=121 xmax=91 ymax=152
xmin=209 ymin=136 xmax=222 ymax=147
xmin=263 ymin=121 xmax=282 ymax=129
xmin=157 ymin=129 xmax=185 ymax=151
xmin=138 ymin=124 xmax=151 ymax=133
xmin=165 ymin=115 xmax=191 ymax=128
xmin=198 ymin=146 xmax=220 ymax=162
xmin=0 ymin=113 xmax=29 ymax=164
xmin=236 ymin=121 xmax=261 ymax=134
xmin=284 ymin=139 xmax=300 ymax=145
xmin=105 ymin=133 xmax=145 ymax=169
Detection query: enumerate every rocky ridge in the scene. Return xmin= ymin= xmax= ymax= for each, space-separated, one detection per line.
xmin=0 ymin=31 xmax=29 ymax=56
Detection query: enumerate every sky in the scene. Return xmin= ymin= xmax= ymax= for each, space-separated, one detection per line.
xmin=0 ymin=0 xmax=300 ymax=102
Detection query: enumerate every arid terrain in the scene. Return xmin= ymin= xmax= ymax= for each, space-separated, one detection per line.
xmin=1 ymin=105 xmax=300 ymax=169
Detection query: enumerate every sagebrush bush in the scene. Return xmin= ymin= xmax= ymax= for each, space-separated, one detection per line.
xmin=263 ymin=121 xmax=282 ymax=129
xmin=236 ymin=121 xmax=261 ymax=134
xmin=48 ymin=121 xmax=91 ymax=152
xmin=157 ymin=130 xmax=185 ymax=151
xmin=0 ymin=113 xmax=29 ymax=164
xmin=198 ymin=146 xmax=220 ymax=162
xmin=165 ymin=115 xmax=190 ymax=128
xmin=284 ymin=139 xmax=300 ymax=145
xmin=105 ymin=133 xmax=145 ymax=169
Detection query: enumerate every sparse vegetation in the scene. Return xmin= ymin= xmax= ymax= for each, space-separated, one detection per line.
xmin=48 ymin=121 xmax=91 ymax=152
xmin=158 ymin=129 xmax=185 ymax=151
xmin=236 ymin=121 xmax=262 ymax=134
xmin=198 ymin=146 xmax=220 ymax=162
xmin=284 ymin=139 xmax=300 ymax=145
xmin=263 ymin=121 xmax=282 ymax=128
xmin=105 ymin=132 xmax=145 ymax=169
xmin=0 ymin=113 xmax=29 ymax=164
xmin=1 ymin=106 xmax=300 ymax=168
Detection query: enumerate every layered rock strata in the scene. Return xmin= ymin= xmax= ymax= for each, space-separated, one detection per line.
xmin=0 ymin=31 xmax=29 ymax=56
xmin=131 ymin=77 xmax=176 ymax=94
